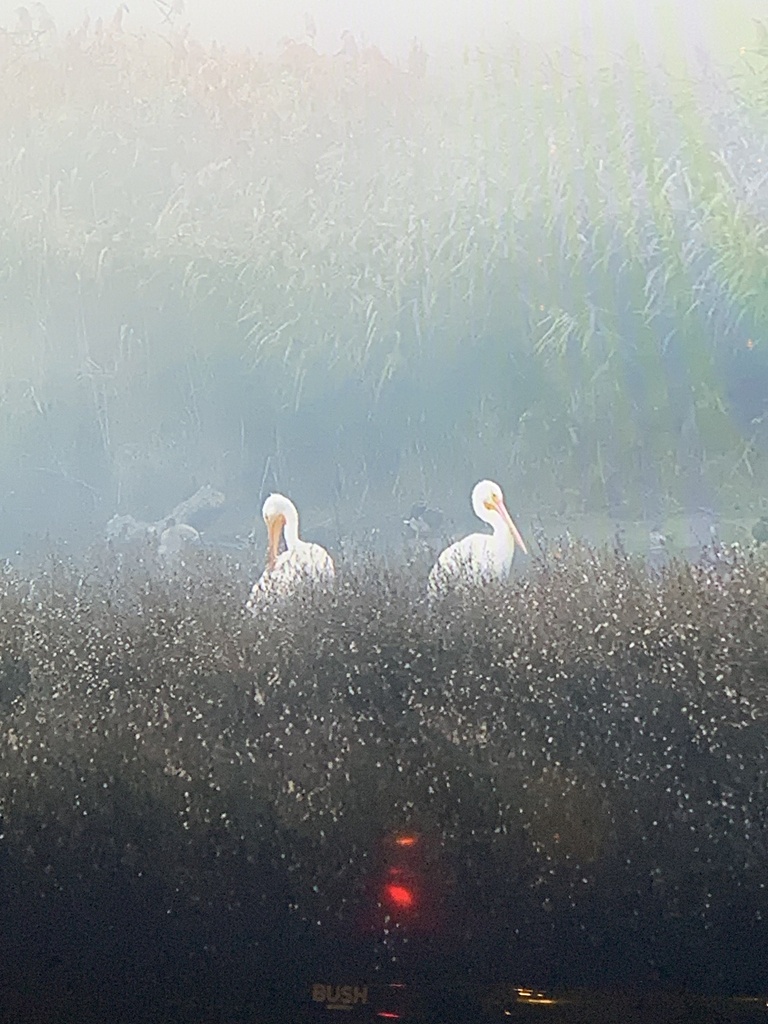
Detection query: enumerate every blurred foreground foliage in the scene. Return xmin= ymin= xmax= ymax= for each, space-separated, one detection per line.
xmin=1 ymin=544 xmax=768 ymax=1017
xmin=0 ymin=17 xmax=768 ymax=549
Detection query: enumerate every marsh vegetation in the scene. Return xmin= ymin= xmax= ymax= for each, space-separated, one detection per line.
xmin=1 ymin=544 xmax=767 ymax=1018
xmin=2 ymin=10 xmax=768 ymax=1020
xmin=0 ymin=16 xmax=767 ymax=552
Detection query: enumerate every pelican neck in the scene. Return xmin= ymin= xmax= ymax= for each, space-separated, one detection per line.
xmin=283 ymin=509 xmax=300 ymax=549
xmin=479 ymin=509 xmax=507 ymax=536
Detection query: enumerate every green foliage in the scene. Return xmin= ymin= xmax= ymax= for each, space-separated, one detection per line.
xmin=0 ymin=23 xmax=767 ymax=549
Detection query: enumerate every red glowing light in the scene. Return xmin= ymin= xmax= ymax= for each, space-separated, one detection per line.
xmin=394 ymin=834 xmax=418 ymax=847
xmin=376 ymin=1013 xmax=401 ymax=1019
xmin=384 ymin=883 xmax=416 ymax=909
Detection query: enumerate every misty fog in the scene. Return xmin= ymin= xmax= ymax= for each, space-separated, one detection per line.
xmin=5 ymin=0 xmax=766 ymax=63
xmin=0 ymin=0 xmax=766 ymax=562
xmin=3 ymin=5 xmax=768 ymax=1017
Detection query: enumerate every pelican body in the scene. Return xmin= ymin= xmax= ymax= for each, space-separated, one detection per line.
xmin=246 ymin=493 xmax=334 ymax=608
xmin=428 ymin=480 xmax=527 ymax=594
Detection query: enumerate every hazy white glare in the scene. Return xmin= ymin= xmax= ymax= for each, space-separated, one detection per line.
xmin=1 ymin=0 xmax=764 ymax=63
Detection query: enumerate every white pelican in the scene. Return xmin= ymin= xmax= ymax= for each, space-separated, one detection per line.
xmin=428 ymin=479 xmax=527 ymax=594
xmin=246 ymin=493 xmax=334 ymax=608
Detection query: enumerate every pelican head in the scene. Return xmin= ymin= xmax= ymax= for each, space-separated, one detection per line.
xmin=471 ymin=479 xmax=528 ymax=555
xmin=262 ymin=493 xmax=299 ymax=570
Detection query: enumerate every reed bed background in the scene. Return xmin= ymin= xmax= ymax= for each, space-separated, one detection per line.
xmin=0 ymin=16 xmax=767 ymax=553
xmin=1 ymin=13 xmax=768 ymax=1022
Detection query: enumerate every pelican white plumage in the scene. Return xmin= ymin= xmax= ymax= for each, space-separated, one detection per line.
xmin=246 ymin=493 xmax=334 ymax=609
xmin=428 ymin=479 xmax=527 ymax=594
